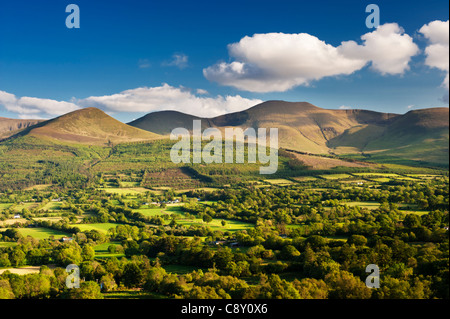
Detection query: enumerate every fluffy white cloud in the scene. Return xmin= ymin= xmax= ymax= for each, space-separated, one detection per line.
xmin=78 ymin=84 xmax=262 ymax=118
xmin=204 ymin=23 xmax=419 ymax=92
xmin=419 ymin=20 xmax=449 ymax=93
xmin=0 ymin=85 xmax=261 ymax=119
xmin=163 ymin=53 xmax=189 ymax=69
xmin=339 ymin=23 xmax=419 ymax=75
xmin=0 ymin=90 xmax=79 ymax=117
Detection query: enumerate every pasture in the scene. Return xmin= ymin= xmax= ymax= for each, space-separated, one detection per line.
xmin=319 ymin=174 xmax=353 ymax=180
xmin=69 ymin=223 xmax=120 ymax=234
xmin=175 ymin=218 xmax=253 ymax=232
xmin=17 ymin=227 xmax=69 ymax=239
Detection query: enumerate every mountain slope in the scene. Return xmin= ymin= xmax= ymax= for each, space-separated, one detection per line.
xmin=128 ymin=101 xmax=448 ymax=166
xmin=128 ymin=110 xmax=211 ymax=135
xmin=15 ymin=107 xmax=161 ymax=146
xmin=128 ymin=101 xmax=399 ymax=153
xmin=0 ymin=117 xmax=43 ymax=140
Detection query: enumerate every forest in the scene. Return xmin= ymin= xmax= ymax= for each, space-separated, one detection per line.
xmin=0 ymin=172 xmax=448 ymax=299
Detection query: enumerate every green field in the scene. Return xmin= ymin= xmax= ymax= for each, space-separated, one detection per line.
xmin=369 ymin=177 xmax=391 ymax=183
xmin=17 ymin=227 xmax=69 ymax=239
xmin=69 ymin=223 xmax=120 ymax=234
xmin=98 ymin=187 xmax=150 ymax=195
xmin=175 ymin=218 xmax=253 ymax=232
xmin=93 ymin=242 xmax=125 ymax=259
xmin=400 ymin=210 xmax=430 ymax=216
xmin=319 ymin=174 xmax=353 ymax=180
xmin=334 ymin=201 xmax=381 ymax=209
xmin=134 ymin=205 xmax=184 ymax=217
xmin=13 ymin=202 xmax=39 ymax=212
xmin=41 ymin=202 xmax=63 ymax=211
xmin=352 ymin=173 xmax=401 ymax=177
xmin=119 ymin=182 xmax=141 ymax=187
xmin=293 ymin=176 xmax=318 ymax=182
xmin=264 ymin=179 xmax=295 ymax=185
xmin=0 ymin=242 xmax=17 ymax=248
xmin=406 ymin=174 xmax=443 ymax=180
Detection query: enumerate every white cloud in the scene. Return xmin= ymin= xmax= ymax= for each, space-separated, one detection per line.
xmin=339 ymin=105 xmax=352 ymax=110
xmin=196 ymin=89 xmax=209 ymax=95
xmin=138 ymin=59 xmax=151 ymax=69
xmin=0 ymin=85 xmax=262 ymax=119
xmin=0 ymin=90 xmax=79 ymax=117
xmin=204 ymin=23 xmax=419 ymax=92
xmin=163 ymin=53 xmax=189 ymax=69
xmin=339 ymin=23 xmax=419 ymax=75
xmin=78 ymin=83 xmax=262 ymax=118
xmin=419 ymin=20 xmax=449 ymax=99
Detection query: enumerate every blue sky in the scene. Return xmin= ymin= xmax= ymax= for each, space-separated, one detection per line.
xmin=0 ymin=0 xmax=448 ymax=122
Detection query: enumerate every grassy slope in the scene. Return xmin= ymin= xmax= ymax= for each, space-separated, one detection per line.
xmin=25 ymin=108 xmax=161 ymax=146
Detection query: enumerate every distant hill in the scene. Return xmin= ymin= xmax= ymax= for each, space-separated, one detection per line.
xmin=128 ymin=110 xmax=212 ymax=135
xmin=129 ymin=101 xmax=448 ymax=166
xmin=0 ymin=117 xmax=43 ymax=140
xmin=10 ymin=107 xmax=161 ymax=146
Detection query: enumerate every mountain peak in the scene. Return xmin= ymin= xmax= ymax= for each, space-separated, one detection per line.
xmin=21 ymin=107 xmax=161 ymax=145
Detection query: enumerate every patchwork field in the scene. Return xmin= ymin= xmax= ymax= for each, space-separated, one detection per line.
xmin=319 ymin=174 xmax=353 ymax=180
xmin=134 ymin=205 xmax=184 ymax=217
xmin=17 ymin=227 xmax=69 ymax=239
xmin=69 ymin=223 xmax=120 ymax=234
xmin=175 ymin=218 xmax=253 ymax=232
xmin=0 ymin=266 xmax=42 ymax=275
xmin=97 ymin=187 xmax=150 ymax=195
xmin=0 ymin=218 xmax=28 ymax=226
xmin=264 ymin=179 xmax=295 ymax=186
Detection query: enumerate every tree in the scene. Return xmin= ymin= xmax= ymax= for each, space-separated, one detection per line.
xmin=292 ymin=278 xmax=328 ymax=299
xmin=122 ymin=262 xmax=144 ymax=288
xmin=67 ymin=281 xmax=103 ymax=299
xmin=325 ymin=271 xmax=372 ymax=299
xmin=347 ymin=235 xmax=367 ymax=246
xmin=54 ymin=245 xmax=83 ymax=266
xmin=279 ymin=245 xmax=301 ymax=260
xmin=0 ymin=253 xmax=11 ymax=267
xmin=0 ymin=280 xmax=14 ymax=299
xmin=203 ymin=214 xmax=213 ymax=224
xmin=100 ymin=273 xmax=117 ymax=292
xmin=10 ymin=248 xmax=26 ymax=267
xmin=403 ymin=214 xmax=421 ymax=228
xmin=81 ymin=245 xmax=95 ymax=261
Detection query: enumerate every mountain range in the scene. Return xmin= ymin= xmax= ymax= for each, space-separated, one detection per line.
xmin=1 ymin=101 xmax=448 ymax=166
xmin=129 ymin=101 xmax=449 ymax=166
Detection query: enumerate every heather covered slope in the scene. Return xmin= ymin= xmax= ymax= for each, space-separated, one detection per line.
xmin=16 ymin=107 xmax=161 ymax=146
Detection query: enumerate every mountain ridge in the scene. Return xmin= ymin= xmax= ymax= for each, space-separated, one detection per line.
xmin=127 ymin=101 xmax=449 ymax=166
